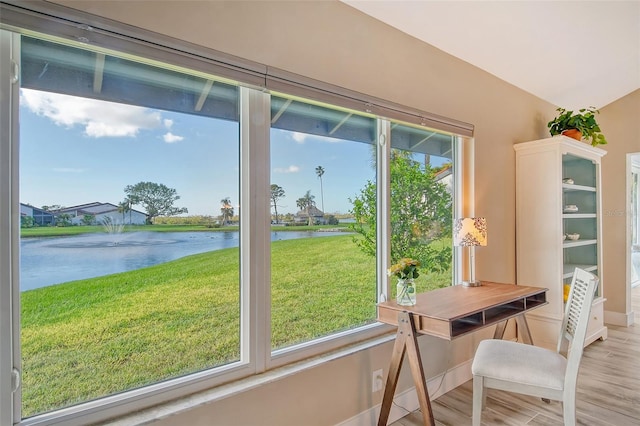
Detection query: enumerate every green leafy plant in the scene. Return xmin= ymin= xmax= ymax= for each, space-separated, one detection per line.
xmin=349 ymin=154 xmax=452 ymax=274
xmin=547 ymin=107 xmax=608 ymax=147
xmin=387 ymin=257 xmax=420 ymax=280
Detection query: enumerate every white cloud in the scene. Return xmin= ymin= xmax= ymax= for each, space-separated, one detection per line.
xmin=292 ymin=132 xmax=307 ymax=143
xmin=291 ymin=131 xmax=342 ymax=144
xmin=52 ymin=167 xmax=87 ymax=173
xmin=163 ymin=132 xmax=184 ymax=143
xmin=20 ymin=89 xmax=163 ymax=138
xmin=322 ymin=136 xmax=343 ymax=143
xmin=273 ymin=165 xmax=300 ymax=174
xmin=163 ymin=118 xmax=174 ymax=129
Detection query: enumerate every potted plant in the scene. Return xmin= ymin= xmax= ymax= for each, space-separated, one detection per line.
xmin=547 ymin=106 xmax=608 ymax=147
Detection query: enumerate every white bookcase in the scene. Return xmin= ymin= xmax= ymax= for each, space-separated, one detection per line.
xmin=514 ymin=136 xmax=607 ymax=349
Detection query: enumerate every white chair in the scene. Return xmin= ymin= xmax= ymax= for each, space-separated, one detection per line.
xmin=471 ymin=268 xmax=599 ymax=426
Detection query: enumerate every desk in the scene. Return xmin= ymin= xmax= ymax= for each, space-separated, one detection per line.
xmin=376 ymin=282 xmax=547 ymax=426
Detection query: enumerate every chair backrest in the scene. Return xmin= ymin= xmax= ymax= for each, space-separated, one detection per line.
xmin=557 ymin=267 xmax=599 ymax=396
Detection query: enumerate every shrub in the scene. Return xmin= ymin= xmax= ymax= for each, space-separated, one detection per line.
xmin=325 ymin=215 xmax=339 ymax=225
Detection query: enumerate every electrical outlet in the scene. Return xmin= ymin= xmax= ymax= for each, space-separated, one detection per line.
xmin=372 ymin=369 xmax=384 ymax=393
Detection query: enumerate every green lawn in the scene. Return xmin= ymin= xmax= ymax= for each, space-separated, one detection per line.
xmin=20 ymin=234 xmax=450 ymax=417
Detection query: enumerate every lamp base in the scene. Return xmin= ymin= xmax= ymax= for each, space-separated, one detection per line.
xmin=461 ymin=280 xmax=482 ymax=287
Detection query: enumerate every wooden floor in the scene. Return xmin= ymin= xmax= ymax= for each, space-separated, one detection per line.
xmin=391 ymin=286 xmax=640 ymax=426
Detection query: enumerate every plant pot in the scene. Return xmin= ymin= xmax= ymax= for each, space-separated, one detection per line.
xmin=561 ymin=129 xmax=582 ymax=141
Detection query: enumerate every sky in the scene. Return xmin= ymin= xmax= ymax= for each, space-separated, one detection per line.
xmin=19 ymin=89 xmax=377 ymax=217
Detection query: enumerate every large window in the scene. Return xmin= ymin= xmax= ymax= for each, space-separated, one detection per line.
xmin=0 ymin=11 xmax=469 ymax=424
xmin=269 ymin=94 xmax=378 ymax=352
xmin=18 ymin=35 xmax=241 ymax=418
xmin=388 ymin=123 xmax=455 ymax=292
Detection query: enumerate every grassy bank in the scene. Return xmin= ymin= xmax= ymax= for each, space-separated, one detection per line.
xmin=19 ymin=223 xmax=351 ymax=238
xmin=21 ymin=234 xmax=450 ymax=416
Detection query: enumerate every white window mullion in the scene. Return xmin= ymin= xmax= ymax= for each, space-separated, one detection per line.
xmin=456 ymin=136 xmax=473 ymax=285
xmin=239 ymin=87 xmax=271 ymax=373
xmin=0 ymin=29 xmax=21 ymax=425
xmin=453 ymin=136 xmax=464 ymax=286
xmin=376 ymin=119 xmax=391 ymax=301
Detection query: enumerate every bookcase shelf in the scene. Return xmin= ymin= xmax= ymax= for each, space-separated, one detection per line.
xmin=515 ymin=136 xmax=607 ymax=349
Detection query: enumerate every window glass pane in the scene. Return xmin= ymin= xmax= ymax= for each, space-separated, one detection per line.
xmin=389 ymin=123 xmax=454 ymax=292
xmin=19 ymin=35 xmax=240 ymax=417
xmin=270 ymin=94 xmax=377 ymax=351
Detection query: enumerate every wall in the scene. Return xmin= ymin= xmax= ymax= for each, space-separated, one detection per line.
xmin=39 ymin=1 xmax=589 ymax=424
xmin=600 ymin=89 xmax=640 ymax=324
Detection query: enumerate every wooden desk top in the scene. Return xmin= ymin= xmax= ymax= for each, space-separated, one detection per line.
xmin=377 ymin=282 xmax=547 ymax=340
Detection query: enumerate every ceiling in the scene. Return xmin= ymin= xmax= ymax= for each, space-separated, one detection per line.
xmin=342 ymin=1 xmax=640 ymax=110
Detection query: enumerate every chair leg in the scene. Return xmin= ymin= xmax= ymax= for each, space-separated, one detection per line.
xmin=472 ymin=375 xmax=484 ymax=426
xmin=563 ymin=399 xmax=576 ymax=426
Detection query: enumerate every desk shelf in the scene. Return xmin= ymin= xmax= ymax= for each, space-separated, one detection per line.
xmin=450 ymin=313 xmax=484 ymax=337
xmin=450 ymin=291 xmax=547 ymax=338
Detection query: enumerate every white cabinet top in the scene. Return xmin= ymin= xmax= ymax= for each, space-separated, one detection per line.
xmin=514 ymin=135 xmax=607 ymax=159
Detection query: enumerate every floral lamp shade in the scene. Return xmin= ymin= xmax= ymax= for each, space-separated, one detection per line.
xmin=453 ymin=217 xmax=487 ymax=247
xmin=453 ymin=217 xmax=487 ymax=287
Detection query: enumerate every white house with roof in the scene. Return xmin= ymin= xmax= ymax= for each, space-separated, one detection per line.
xmin=54 ymin=202 xmax=147 ymax=225
xmin=20 ymin=203 xmax=55 ymax=226
xmin=295 ymin=205 xmax=326 ymax=224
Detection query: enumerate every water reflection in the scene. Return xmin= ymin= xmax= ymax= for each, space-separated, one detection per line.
xmin=20 ymin=231 xmax=344 ymax=291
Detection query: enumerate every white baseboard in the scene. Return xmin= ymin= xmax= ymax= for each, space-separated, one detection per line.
xmin=337 ymin=359 xmax=472 ymax=426
xmin=604 ymin=309 xmax=635 ymax=327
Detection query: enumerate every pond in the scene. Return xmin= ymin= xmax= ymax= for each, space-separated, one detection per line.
xmin=20 ymin=230 xmax=347 ymax=291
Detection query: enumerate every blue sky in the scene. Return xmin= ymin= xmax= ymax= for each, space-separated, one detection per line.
xmin=19 ymin=89 xmax=376 ymax=217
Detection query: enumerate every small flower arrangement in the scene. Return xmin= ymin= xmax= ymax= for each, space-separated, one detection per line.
xmin=387 ymin=258 xmax=420 ymax=281
xmin=389 ymin=258 xmax=420 ymax=305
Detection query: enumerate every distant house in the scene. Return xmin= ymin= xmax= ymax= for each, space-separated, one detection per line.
xmin=434 ymin=164 xmax=453 ymax=193
xmin=53 ymin=202 xmax=147 ymax=225
xmin=295 ymin=205 xmax=326 ymax=224
xmin=20 ymin=203 xmax=55 ymax=226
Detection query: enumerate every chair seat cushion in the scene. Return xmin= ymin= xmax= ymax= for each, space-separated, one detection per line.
xmin=472 ymin=339 xmax=567 ymax=390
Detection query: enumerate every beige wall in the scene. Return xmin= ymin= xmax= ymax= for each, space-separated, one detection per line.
xmin=40 ymin=0 xmax=634 ymax=424
xmin=600 ymin=89 xmax=640 ymax=321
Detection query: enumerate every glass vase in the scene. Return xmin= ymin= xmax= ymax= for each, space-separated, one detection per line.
xmin=396 ymin=278 xmax=416 ymax=306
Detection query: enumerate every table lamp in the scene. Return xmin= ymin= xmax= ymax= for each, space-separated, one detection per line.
xmin=453 ymin=217 xmax=487 ymax=287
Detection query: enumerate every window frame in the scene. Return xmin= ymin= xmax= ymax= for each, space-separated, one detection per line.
xmin=0 ymin=2 xmax=472 ymax=424
xmin=266 ymin=90 xmax=386 ymax=365
xmin=0 ymin=28 xmax=21 ymax=426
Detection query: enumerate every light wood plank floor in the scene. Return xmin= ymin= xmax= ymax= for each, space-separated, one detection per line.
xmin=391 ymin=286 xmax=640 ymax=426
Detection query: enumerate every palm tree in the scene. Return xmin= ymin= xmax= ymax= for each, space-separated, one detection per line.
xmin=220 ymin=197 xmax=234 ymax=226
xmin=118 ymin=200 xmax=130 ymax=224
xmin=124 ymin=195 xmax=140 ymax=224
xmin=315 ymin=165 xmax=325 ymax=215
xmin=270 ymin=184 xmax=285 ymax=224
xmin=296 ymin=190 xmax=315 ymax=226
